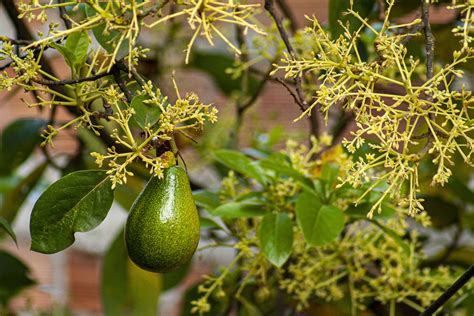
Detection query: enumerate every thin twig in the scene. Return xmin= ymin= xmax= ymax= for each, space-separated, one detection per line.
xmin=275 ymin=0 xmax=298 ymax=33
xmin=32 ymin=70 xmax=112 ymax=86
xmin=264 ymin=0 xmax=307 ymax=110
xmin=0 ymin=36 xmax=32 ymax=45
xmin=239 ymin=67 xmax=272 ymax=114
xmin=57 ymin=0 xmax=73 ymax=29
xmin=275 ymin=77 xmax=305 ymax=111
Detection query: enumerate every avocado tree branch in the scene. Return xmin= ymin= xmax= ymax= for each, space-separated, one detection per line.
xmin=264 ymin=0 xmax=321 ymax=137
xmin=32 ymin=70 xmax=112 ymax=86
xmin=421 ymin=0 xmax=435 ymax=81
xmin=275 ymin=0 xmax=298 ymax=33
xmin=112 ymin=62 xmax=133 ymax=103
xmin=264 ymin=0 xmax=306 ymax=111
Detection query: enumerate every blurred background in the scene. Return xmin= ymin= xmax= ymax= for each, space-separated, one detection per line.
xmin=0 ymin=0 xmax=473 ymax=315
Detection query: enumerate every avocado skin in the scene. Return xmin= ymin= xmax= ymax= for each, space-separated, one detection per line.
xmin=125 ymin=166 xmax=200 ymax=273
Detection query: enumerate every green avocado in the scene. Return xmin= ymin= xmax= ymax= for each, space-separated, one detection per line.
xmin=125 ymin=165 xmax=200 ymax=273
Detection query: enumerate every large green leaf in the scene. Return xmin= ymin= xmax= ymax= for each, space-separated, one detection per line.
xmin=102 ymin=231 xmax=161 ymax=316
xmin=30 ymin=170 xmax=114 ymax=254
xmin=131 ymin=95 xmax=161 ymax=129
xmin=211 ymin=201 xmax=265 ymax=218
xmin=329 ymin=0 xmax=376 ymax=38
xmin=0 ymin=118 xmax=46 ymax=175
xmin=0 ymin=250 xmax=35 ymax=304
xmin=295 ymin=192 xmax=345 ymax=246
xmin=0 ymin=217 xmax=17 ymax=245
xmin=0 ymin=162 xmax=47 ymax=223
xmin=214 ymin=150 xmax=267 ymax=185
xmin=259 ymin=212 xmax=293 ymax=267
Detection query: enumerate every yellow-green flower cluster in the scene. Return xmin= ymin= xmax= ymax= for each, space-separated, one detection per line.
xmin=274 ymin=2 xmax=474 ymax=217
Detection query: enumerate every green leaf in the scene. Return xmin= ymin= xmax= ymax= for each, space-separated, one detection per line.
xmin=446 ymin=176 xmax=474 ymax=205
xmin=51 ymin=32 xmax=89 ymax=70
xmin=370 ymin=220 xmax=410 ymax=255
xmin=258 ymin=156 xmax=316 ymax=194
xmin=67 ymin=33 xmax=89 ymax=67
xmin=295 ymin=192 xmax=345 ymax=246
xmin=214 ymin=150 xmax=267 ymax=185
xmin=421 ymin=196 xmax=460 ymax=229
xmin=345 ymin=202 xmax=396 ymax=220
xmin=211 ymin=201 xmax=265 ymax=218
xmin=239 ymin=297 xmax=263 ymax=316
xmin=329 ymin=0 xmax=376 ymax=38
xmin=66 ymin=32 xmax=89 ymax=64
xmin=189 ymin=51 xmax=259 ymax=96
xmin=0 ymin=217 xmax=17 ymax=245
xmin=259 ymin=212 xmax=293 ymax=267
xmin=0 ymin=118 xmax=46 ymax=175
xmin=30 ymin=170 xmax=114 ymax=254
xmin=0 ymin=162 xmax=47 ymax=223
xmin=0 ymin=176 xmax=19 ymax=193
xmin=131 ymin=95 xmax=161 ymax=129
xmin=321 ymin=163 xmax=340 ymax=188
xmin=0 ymin=250 xmax=35 ymax=304
xmin=200 ymin=217 xmax=227 ymax=231
xmin=85 ymin=4 xmax=130 ymax=59
xmin=102 ymin=231 xmax=160 ymax=316
xmin=193 ymin=190 xmax=221 ymax=210
xmin=162 ymin=261 xmax=190 ymax=292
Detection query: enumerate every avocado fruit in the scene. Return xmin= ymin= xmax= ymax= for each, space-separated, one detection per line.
xmin=125 ymin=165 xmax=200 ymax=273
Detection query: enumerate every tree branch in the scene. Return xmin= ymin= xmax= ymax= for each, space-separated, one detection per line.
xmin=421 ymin=0 xmax=435 ymax=81
xmin=264 ymin=0 xmax=307 ymax=111
xmin=275 ymin=0 xmax=298 ymax=33
xmin=112 ymin=62 xmax=133 ymax=103
xmin=32 ymin=70 xmax=112 ymax=86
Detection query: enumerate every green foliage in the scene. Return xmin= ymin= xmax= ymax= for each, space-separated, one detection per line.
xmin=130 ymin=95 xmax=161 ymax=129
xmin=0 ymin=217 xmax=17 ymax=245
xmin=102 ymin=232 xmax=160 ymax=316
xmin=0 ymin=250 xmax=35 ymax=305
xmin=0 ymin=162 xmax=47 ymax=223
xmin=259 ymin=212 xmax=293 ymax=267
xmin=214 ymin=150 xmax=267 ymax=185
xmin=295 ymin=193 xmax=345 ymax=246
xmin=211 ymin=201 xmax=266 ymax=218
xmin=30 ymin=170 xmax=114 ymax=254
xmin=51 ymin=32 xmax=89 ymax=71
xmin=0 ymin=119 xmax=46 ymax=176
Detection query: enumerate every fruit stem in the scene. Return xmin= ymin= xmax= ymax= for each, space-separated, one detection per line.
xmin=169 ymin=136 xmax=179 ymax=165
